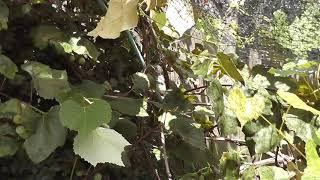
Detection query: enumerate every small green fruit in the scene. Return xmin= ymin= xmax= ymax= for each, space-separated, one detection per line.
xmin=16 ymin=126 xmax=29 ymax=139
xmin=78 ymin=57 xmax=86 ymax=65
xmin=69 ymin=55 xmax=76 ymax=62
xmin=13 ymin=115 xmax=22 ymax=124
xmin=16 ymin=125 xmax=26 ymax=135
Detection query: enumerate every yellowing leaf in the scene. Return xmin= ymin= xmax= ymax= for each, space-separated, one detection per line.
xmin=277 ymin=90 xmax=320 ymax=116
xmin=302 ymin=140 xmax=320 ymax=179
xmin=217 ymin=52 xmax=244 ymax=83
xmin=228 ymin=87 xmax=265 ymax=126
xmin=88 ymin=0 xmax=139 ymax=39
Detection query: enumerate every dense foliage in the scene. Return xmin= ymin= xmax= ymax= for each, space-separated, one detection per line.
xmin=0 ymin=0 xmax=320 ymax=179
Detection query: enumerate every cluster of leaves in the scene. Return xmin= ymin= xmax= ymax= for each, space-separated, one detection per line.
xmin=0 ymin=0 xmax=320 ymax=179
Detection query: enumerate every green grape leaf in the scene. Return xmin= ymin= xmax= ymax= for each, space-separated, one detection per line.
xmin=0 ymin=136 xmax=19 ymax=157
xmin=257 ymin=166 xmax=291 ymax=180
xmin=108 ymin=97 xmax=148 ymax=117
xmin=302 ymin=140 xmax=320 ymax=179
xmin=168 ymin=141 xmax=212 ymax=168
xmin=219 ymin=107 xmax=239 ymax=136
xmin=207 ymin=79 xmax=224 ymax=115
xmin=228 ymin=87 xmax=266 ymax=126
xmin=112 ymin=117 xmax=137 ymax=142
xmin=0 ymin=54 xmax=18 ymax=79
xmin=0 ymin=123 xmax=16 ymax=136
xmin=0 ymin=99 xmax=22 ymax=118
xmin=0 ymin=0 xmax=9 ymax=30
xmin=167 ymin=114 xmax=206 ymax=149
xmin=252 ymin=126 xmax=281 ymax=153
xmin=57 ymin=80 xmax=106 ymax=104
xmin=219 ymin=151 xmax=241 ymax=179
xmin=217 ymin=52 xmax=244 ymax=83
xmin=58 ymin=37 xmax=100 ymax=60
xmin=191 ymin=54 xmax=216 ymax=78
xmin=59 ymin=99 xmax=111 ymax=135
xmin=0 ymin=99 xmax=41 ymax=131
xmin=72 ymin=80 xmax=106 ymax=98
xmin=150 ymin=10 xmax=179 ymax=38
xmin=162 ymin=87 xmax=193 ymax=112
xmin=31 ymin=25 xmax=66 ymax=50
xmin=277 ymin=90 xmax=320 ymax=116
xmin=73 ymin=127 xmax=130 ymax=166
xmin=132 ymin=72 xmax=150 ymax=93
xmin=284 ymin=109 xmax=315 ymax=142
xmin=24 ymin=106 xmax=67 ymax=163
xmin=21 ymin=61 xmax=71 ymax=99
xmin=241 ymin=166 xmax=256 ymax=180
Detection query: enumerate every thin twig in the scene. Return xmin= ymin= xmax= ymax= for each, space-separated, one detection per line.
xmin=192 ymin=102 xmax=211 ymax=106
xmin=69 ymin=156 xmax=78 ymax=180
xmin=143 ymin=144 xmax=161 ymax=180
xmin=160 ymin=125 xmax=172 ymax=180
xmin=275 ymin=146 xmax=279 ymax=166
xmin=0 ymin=78 xmax=6 ymax=91
xmin=205 ymin=136 xmax=246 ymax=146
xmin=184 ymin=85 xmax=208 ymax=93
xmin=261 ymin=115 xmax=306 ymax=160
xmin=29 ymin=81 xmax=33 ymax=103
xmin=134 ymin=125 xmax=161 ymax=145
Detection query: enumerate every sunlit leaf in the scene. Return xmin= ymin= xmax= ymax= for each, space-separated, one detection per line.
xmin=192 ymin=106 xmax=214 ymax=129
xmin=253 ymin=126 xmax=281 ymax=153
xmin=150 ymin=10 xmax=179 ymax=38
xmin=88 ymin=0 xmax=139 ymax=39
xmin=219 ymin=151 xmax=241 ymax=179
xmin=58 ymin=37 xmax=100 ymax=60
xmin=158 ymin=112 xmax=177 ymax=130
xmin=0 ymin=54 xmax=18 ymax=79
xmin=257 ymin=166 xmax=291 ymax=180
xmin=22 ymin=61 xmax=71 ymax=99
xmin=217 ymin=52 xmax=244 ymax=83
xmin=277 ymin=90 xmax=320 ymax=116
xmin=191 ymin=54 xmax=216 ymax=78
xmin=219 ymin=107 xmax=239 ymax=136
xmin=228 ymin=87 xmax=266 ymax=126
xmin=302 ymin=140 xmax=320 ymax=179
xmin=284 ymin=109 xmax=315 ymax=142
xmin=73 ymin=127 xmax=130 ymax=166
xmin=24 ymin=106 xmax=67 ymax=163
xmin=207 ymin=80 xmax=224 ymax=115
xmin=241 ymin=166 xmax=256 ymax=179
